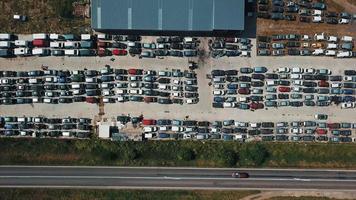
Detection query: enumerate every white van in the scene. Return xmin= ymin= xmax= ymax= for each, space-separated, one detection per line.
xmin=143 ymin=127 xmax=158 ymax=133
xmin=172 ymin=126 xmax=184 ymax=132
xmin=314 ymin=33 xmax=325 ymax=41
xmin=312 ymin=16 xmax=322 ymax=23
xmin=325 ymin=50 xmax=336 ymax=56
xmin=64 ymin=41 xmax=79 ymax=48
xmin=223 ymin=102 xmax=237 ymax=108
xmin=15 ymin=40 xmax=29 ymax=47
xmin=64 ymin=49 xmax=79 ymax=56
xmin=266 ymin=80 xmax=278 ymax=86
xmin=185 ymin=98 xmax=198 ymax=104
xmin=33 ymin=33 xmax=48 ymax=40
xmin=327 ymin=36 xmax=337 ymax=42
xmin=43 ymin=98 xmax=52 ymax=103
xmin=341 ymin=36 xmax=353 ymax=42
xmin=183 ymin=37 xmax=195 ymax=43
xmin=81 ymin=34 xmax=91 ymax=40
xmin=336 ymin=51 xmax=352 ymax=58
xmin=0 ymin=41 xmax=11 ymax=48
xmin=0 ymin=33 xmax=12 ymax=40
xmin=50 ymin=41 xmax=65 ymax=48
xmin=312 ymin=49 xmax=325 ymax=55
xmin=49 ymin=33 xmax=59 ymax=40
xmin=326 ymin=43 xmax=337 ymax=49
xmin=62 ymin=131 xmax=72 ymax=137
xmin=312 ymin=10 xmax=322 ymax=16
xmin=32 ymin=48 xmax=50 ymax=56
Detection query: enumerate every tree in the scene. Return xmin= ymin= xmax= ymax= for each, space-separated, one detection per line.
xmin=240 ymin=143 xmax=269 ymax=166
xmin=177 ymin=148 xmax=195 ymax=161
xmin=218 ymin=149 xmax=238 ymax=167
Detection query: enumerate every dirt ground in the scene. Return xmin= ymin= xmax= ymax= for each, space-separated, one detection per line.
xmin=241 ymin=191 xmax=356 ymax=200
xmin=257 ymin=0 xmax=356 ymax=37
xmin=0 ymin=0 xmax=90 ymax=34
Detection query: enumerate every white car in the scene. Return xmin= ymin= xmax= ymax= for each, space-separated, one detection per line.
xmin=292 ymin=86 xmax=302 ymax=92
xmin=172 ymin=126 xmax=185 ymax=132
xmin=341 ymin=102 xmax=355 ymax=109
xmin=331 ymin=83 xmax=342 ymax=88
xmin=290 ymin=128 xmax=303 ymax=134
xmin=290 ymin=74 xmax=302 ymax=79
xmin=129 ymin=89 xmax=143 ymax=95
xmin=314 ymin=33 xmax=325 ymax=41
xmin=292 ymin=80 xmax=303 ymax=86
xmin=304 ymin=68 xmax=315 ymax=74
xmin=115 ymin=89 xmax=127 ymax=95
xmin=341 ymin=36 xmax=353 ymax=42
xmin=223 ymin=102 xmax=237 ymax=108
xmin=173 ymin=79 xmax=181 ymax=85
xmin=213 ymin=90 xmax=225 ymax=96
xmin=339 ymin=18 xmax=350 ymax=24
xmin=325 ymin=50 xmax=336 ymax=56
xmin=291 ymin=67 xmax=304 ymax=74
xmin=277 ymin=67 xmax=290 ymax=73
xmin=143 ymin=126 xmax=158 ymax=133
xmin=312 ymin=49 xmax=325 ymax=55
xmin=312 ymin=16 xmax=323 ymax=23
xmin=336 ymin=51 xmax=352 ymax=58
xmin=301 ymin=35 xmax=310 ymax=41
xmin=343 ymin=76 xmax=353 ymax=81
xmin=185 ymin=98 xmax=198 ymax=104
xmin=327 ymin=36 xmax=338 ymax=42
xmin=326 ymin=43 xmax=337 ymax=49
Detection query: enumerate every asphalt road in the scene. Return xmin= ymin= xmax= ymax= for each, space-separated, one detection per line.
xmin=1 ymin=166 xmax=356 ymax=190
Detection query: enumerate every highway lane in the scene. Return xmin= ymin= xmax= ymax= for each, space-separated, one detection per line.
xmin=0 ymin=166 xmax=356 ymax=190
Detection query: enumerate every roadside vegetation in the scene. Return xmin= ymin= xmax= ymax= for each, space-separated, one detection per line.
xmin=2 ymin=138 xmax=356 ymax=168
xmin=0 ymin=189 xmax=258 ymax=200
xmin=0 ymin=0 xmax=90 ymax=34
xmin=269 ymin=197 xmax=348 ymax=200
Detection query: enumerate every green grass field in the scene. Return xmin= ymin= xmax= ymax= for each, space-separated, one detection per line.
xmin=2 ymin=138 xmax=356 ymax=168
xmin=0 ymin=189 xmax=258 ymax=200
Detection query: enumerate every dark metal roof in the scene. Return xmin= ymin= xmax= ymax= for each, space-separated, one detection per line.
xmin=91 ymin=0 xmax=245 ymax=31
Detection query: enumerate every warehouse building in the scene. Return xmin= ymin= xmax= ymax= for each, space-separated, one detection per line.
xmin=91 ymin=0 xmax=245 ymax=36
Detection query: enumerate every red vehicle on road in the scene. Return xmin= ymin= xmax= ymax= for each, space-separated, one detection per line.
xmin=316 ymin=129 xmax=327 ymax=135
xmin=112 ymin=49 xmax=128 ymax=56
xmin=318 ymin=80 xmax=329 ymax=87
xmin=278 ymin=87 xmax=291 ymax=92
xmin=250 ymin=102 xmax=264 ymax=110
xmin=238 ymin=88 xmax=250 ymax=95
xmin=142 ymin=119 xmax=156 ymax=125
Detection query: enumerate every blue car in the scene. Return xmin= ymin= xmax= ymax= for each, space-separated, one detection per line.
xmin=214 ymin=96 xmax=225 ymax=103
xmin=330 ymin=88 xmax=342 ymax=94
xmin=343 ymin=96 xmax=355 ymax=102
xmin=227 ymin=89 xmax=237 ymax=95
xmin=227 ymin=84 xmax=238 ymax=89
xmin=342 ymin=89 xmax=354 ymax=95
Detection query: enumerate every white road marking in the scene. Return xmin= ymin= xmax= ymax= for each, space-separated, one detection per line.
xmin=0 ymin=176 xmax=355 ymax=182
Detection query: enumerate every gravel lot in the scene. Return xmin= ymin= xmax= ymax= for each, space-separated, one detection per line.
xmin=0 ymin=38 xmax=355 ymax=128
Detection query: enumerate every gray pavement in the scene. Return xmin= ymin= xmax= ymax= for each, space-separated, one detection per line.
xmin=0 ymin=38 xmax=355 ymax=127
xmin=1 ymin=166 xmax=356 ymax=190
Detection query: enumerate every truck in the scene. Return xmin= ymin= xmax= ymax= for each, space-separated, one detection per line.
xmin=32 ymin=48 xmax=51 ymax=56
xmin=32 ymin=33 xmax=48 ymax=40
xmin=64 ymin=49 xmax=79 ymax=56
xmin=15 ymin=40 xmax=31 ymax=47
xmin=14 ymin=48 xmax=31 ymax=56
xmin=0 ymin=33 xmax=14 ymax=40
xmin=0 ymin=41 xmax=12 ymax=48
xmin=50 ymin=41 xmax=65 ymax=48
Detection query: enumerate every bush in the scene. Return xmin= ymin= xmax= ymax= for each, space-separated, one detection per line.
xmin=240 ymin=143 xmax=269 ymax=166
xmin=219 ymin=149 xmax=238 ymax=167
xmin=177 ymin=148 xmax=195 ymax=161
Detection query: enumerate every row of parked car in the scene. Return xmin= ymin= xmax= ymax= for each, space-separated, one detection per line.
xmin=115 ymin=114 xmax=356 ymax=142
xmin=257 ymin=33 xmax=355 ymax=57
xmin=0 ymin=116 xmax=92 ymax=138
xmin=210 ymin=37 xmax=252 ymax=58
xmin=0 ymin=33 xmax=200 ymax=58
xmin=0 ymin=66 xmax=199 ymax=105
xmin=258 ymin=0 xmax=356 ymax=24
xmin=210 ymin=68 xmax=356 ymax=109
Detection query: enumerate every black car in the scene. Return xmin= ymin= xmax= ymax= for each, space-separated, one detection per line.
xmin=115 ymin=69 xmax=128 ymax=75
xmin=314 ymin=75 xmax=328 ymax=80
xmin=212 ymin=102 xmax=223 ymax=108
xmin=318 ymin=88 xmax=330 ymax=94
xmin=288 ymin=49 xmax=300 ymax=55
xmin=279 ymin=80 xmax=290 ymax=86
xmin=185 ymin=86 xmax=198 ymax=92
xmin=250 ymin=95 xmax=264 ymax=101
xmin=59 ymin=98 xmax=73 ymax=104
xmin=326 ymin=18 xmax=338 ymax=24
xmin=225 ymin=70 xmax=238 ymax=76
xmin=73 ymin=96 xmax=86 ymax=102
xmin=303 ymin=88 xmax=316 ymax=93
xmin=344 ymin=70 xmax=356 ymax=76
xmin=239 ymin=76 xmax=251 ymax=82
xmin=265 ymin=73 xmax=279 ymax=79
xmin=278 ymin=94 xmax=289 ymax=99
xmin=211 ymin=70 xmax=225 ymax=77
xmin=158 ymin=98 xmax=172 ymax=104
xmin=290 ymin=101 xmax=303 ymax=107
xmin=329 ymin=75 xmax=342 ymax=81
xmin=251 ymin=74 xmax=265 ymax=80
xmin=303 ymin=75 xmax=315 ymax=80
xmin=112 ymin=42 xmax=127 ymax=49
xmin=251 ymin=81 xmax=264 ymax=87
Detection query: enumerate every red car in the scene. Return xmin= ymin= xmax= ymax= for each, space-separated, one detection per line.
xmin=327 ymin=123 xmax=340 ymax=129
xmin=32 ymin=39 xmax=49 ymax=47
xmin=97 ymin=48 xmax=111 ymax=57
xmin=142 ymin=119 xmax=156 ymax=125
xmin=238 ymin=88 xmax=250 ymax=95
xmin=316 ymin=129 xmax=327 ymax=135
xmin=278 ymin=87 xmax=291 ymax=92
xmin=250 ymin=102 xmax=264 ymax=110
xmin=86 ymin=97 xmax=98 ymax=104
xmin=144 ymin=96 xmax=157 ymax=103
xmin=128 ymin=68 xmax=143 ymax=75
xmin=318 ymin=80 xmax=329 ymax=87
xmin=112 ymin=49 xmax=128 ymax=56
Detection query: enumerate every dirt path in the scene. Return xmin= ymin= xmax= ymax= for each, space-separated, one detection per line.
xmin=241 ymin=191 xmax=356 ymax=200
xmin=329 ymin=0 xmax=356 ymax=13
